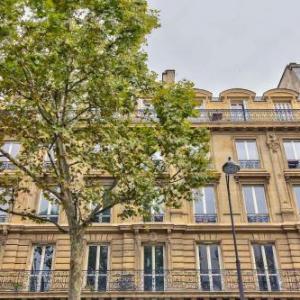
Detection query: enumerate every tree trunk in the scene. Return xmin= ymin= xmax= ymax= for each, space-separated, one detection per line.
xmin=68 ymin=227 xmax=85 ymax=300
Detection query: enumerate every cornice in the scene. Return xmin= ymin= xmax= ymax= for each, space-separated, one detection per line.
xmin=2 ymin=222 xmax=300 ymax=235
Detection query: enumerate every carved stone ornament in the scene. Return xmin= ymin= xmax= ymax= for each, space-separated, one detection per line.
xmin=266 ymin=132 xmax=280 ymax=153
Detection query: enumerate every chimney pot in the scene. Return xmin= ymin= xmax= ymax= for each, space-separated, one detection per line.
xmin=162 ymin=69 xmax=175 ymax=83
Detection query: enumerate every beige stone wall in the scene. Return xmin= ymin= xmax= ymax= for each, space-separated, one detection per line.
xmin=1 ymin=88 xmax=300 ymax=298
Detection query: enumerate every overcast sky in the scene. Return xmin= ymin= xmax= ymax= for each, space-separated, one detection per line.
xmin=146 ymin=0 xmax=300 ymax=95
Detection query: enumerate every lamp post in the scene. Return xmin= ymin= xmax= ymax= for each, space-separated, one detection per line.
xmin=222 ymin=157 xmax=245 ymax=300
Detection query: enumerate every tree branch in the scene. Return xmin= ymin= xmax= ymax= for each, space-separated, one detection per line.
xmin=0 ymin=207 xmax=68 ymax=233
xmin=0 ymin=148 xmax=62 ymax=201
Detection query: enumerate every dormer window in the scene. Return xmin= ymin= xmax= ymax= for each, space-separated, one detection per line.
xmin=274 ymin=102 xmax=293 ymax=121
xmin=230 ymin=101 xmax=248 ymax=121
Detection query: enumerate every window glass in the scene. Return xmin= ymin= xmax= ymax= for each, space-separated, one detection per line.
xmin=254 ymin=186 xmax=268 ymax=214
xmin=86 ymin=245 xmax=108 ymax=291
xmin=30 ymin=245 xmax=54 ymax=292
xmin=236 ymin=140 xmax=258 ymax=160
xmin=284 ymin=141 xmax=300 ymax=160
xmin=205 ymin=186 xmax=216 ymax=214
xmin=293 ymin=186 xmax=300 ymax=210
xmin=247 ymin=141 xmax=259 ymax=159
xmin=236 ymin=141 xmax=247 ymax=160
xmin=143 ymin=245 xmax=164 ymax=291
xmin=243 ymin=186 xmax=256 ymax=214
xmin=198 ymin=244 xmax=222 ymax=291
xmin=38 ymin=191 xmax=59 ymax=221
xmin=87 ymin=245 xmax=97 ymax=272
xmin=0 ymin=142 xmax=20 ymax=161
xmin=243 ymin=185 xmax=269 ymax=222
xmin=144 ymin=245 xmax=152 ymax=274
xmin=252 ymin=244 xmax=279 ymax=291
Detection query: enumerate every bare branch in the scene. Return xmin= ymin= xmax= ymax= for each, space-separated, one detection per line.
xmin=0 ymin=148 xmax=62 ymax=201
xmin=81 ymin=201 xmax=117 ymax=228
xmin=0 ymin=207 xmax=68 ymax=233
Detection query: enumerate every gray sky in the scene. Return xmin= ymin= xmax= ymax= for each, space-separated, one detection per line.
xmin=146 ymin=0 xmax=300 ymax=95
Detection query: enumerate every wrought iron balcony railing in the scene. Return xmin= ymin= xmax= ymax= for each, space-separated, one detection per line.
xmin=0 ymin=161 xmax=16 ymax=170
xmin=247 ymin=213 xmax=270 ymax=223
xmin=195 ymin=213 xmax=217 ymax=223
xmin=287 ymin=159 xmax=300 ymax=169
xmin=0 ymin=215 xmax=8 ymax=223
xmin=0 ymin=269 xmax=300 ymax=293
xmin=238 ymin=160 xmax=261 ymax=169
xmin=135 ymin=109 xmax=300 ymax=124
xmin=143 ymin=213 xmax=164 ymax=222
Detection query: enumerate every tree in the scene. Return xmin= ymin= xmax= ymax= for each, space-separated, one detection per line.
xmin=0 ymin=1 xmax=212 ymax=299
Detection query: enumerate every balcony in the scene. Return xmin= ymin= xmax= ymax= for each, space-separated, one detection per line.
xmin=287 ymin=159 xmax=300 ymax=169
xmin=239 ymin=160 xmax=260 ymax=169
xmin=0 ymin=269 xmax=299 ymax=295
xmin=0 ymin=161 xmax=15 ymax=171
xmin=134 ymin=109 xmax=300 ymax=128
xmin=247 ymin=213 xmax=270 ymax=223
xmin=190 ymin=109 xmax=300 ymax=123
xmin=143 ymin=213 xmax=164 ymax=222
xmin=195 ymin=214 xmax=217 ymax=223
xmin=0 ymin=215 xmax=8 ymax=223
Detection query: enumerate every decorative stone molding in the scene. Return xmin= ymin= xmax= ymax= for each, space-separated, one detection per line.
xmin=266 ymin=132 xmax=280 ymax=153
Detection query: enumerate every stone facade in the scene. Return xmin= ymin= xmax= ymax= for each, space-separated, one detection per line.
xmin=1 ymin=84 xmax=300 ymax=299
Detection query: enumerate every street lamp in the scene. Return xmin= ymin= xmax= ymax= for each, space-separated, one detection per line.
xmin=222 ymin=157 xmax=245 ymax=300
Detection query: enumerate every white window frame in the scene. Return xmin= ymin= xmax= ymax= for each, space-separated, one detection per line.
xmin=284 ymin=140 xmax=300 ymax=160
xmin=29 ymin=245 xmax=54 ymax=292
xmin=0 ymin=187 xmax=12 ymax=223
xmin=251 ymin=244 xmax=280 ymax=291
xmin=193 ymin=187 xmax=217 ymax=223
xmin=236 ymin=140 xmax=259 ymax=160
xmin=142 ymin=244 xmax=165 ymax=291
xmin=230 ymin=100 xmax=249 ymax=121
xmin=293 ymin=185 xmax=300 ymax=212
xmin=197 ymin=244 xmax=223 ymax=291
xmin=193 ymin=187 xmax=216 ymax=215
xmin=89 ymin=202 xmax=111 ymax=223
xmin=242 ymin=185 xmax=269 ymax=219
xmin=38 ymin=191 xmax=59 ymax=221
xmin=85 ymin=245 xmax=109 ymax=291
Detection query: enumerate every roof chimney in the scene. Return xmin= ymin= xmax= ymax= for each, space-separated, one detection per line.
xmin=162 ymin=69 xmax=175 ymax=83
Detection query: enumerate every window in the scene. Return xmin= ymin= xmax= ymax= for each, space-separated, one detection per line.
xmin=252 ymin=244 xmax=280 ymax=291
xmin=151 ymin=151 xmax=165 ymax=172
xmin=242 ymin=185 xmax=269 ymax=222
xmin=274 ymin=102 xmax=293 ymax=121
xmin=44 ymin=146 xmax=56 ymax=164
xmin=38 ymin=191 xmax=59 ymax=222
xmin=90 ymin=204 xmax=111 ymax=223
xmin=0 ymin=142 xmax=20 ymax=170
xmin=198 ymin=244 xmax=222 ymax=291
xmin=144 ymin=195 xmax=164 ymax=222
xmin=143 ymin=245 xmax=164 ymax=291
xmin=193 ymin=186 xmax=217 ymax=223
xmin=230 ymin=101 xmax=248 ymax=121
xmin=293 ymin=185 xmax=300 ymax=212
xmin=90 ymin=186 xmax=112 ymax=223
xmin=235 ymin=140 xmax=260 ymax=168
xmin=29 ymin=245 xmax=54 ymax=292
xmin=192 ymin=100 xmax=206 ymax=121
xmin=283 ymin=140 xmax=300 ymax=168
xmin=86 ymin=245 xmax=108 ymax=291
xmin=0 ymin=188 xmax=12 ymax=223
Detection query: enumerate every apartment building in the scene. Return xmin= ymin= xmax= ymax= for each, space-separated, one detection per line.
xmin=1 ymin=69 xmax=300 ymax=299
